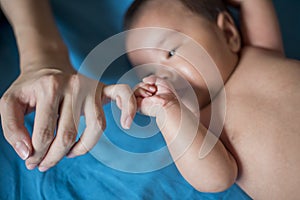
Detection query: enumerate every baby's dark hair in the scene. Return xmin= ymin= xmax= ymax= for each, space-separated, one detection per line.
xmin=124 ymin=0 xmax=228 ymax=29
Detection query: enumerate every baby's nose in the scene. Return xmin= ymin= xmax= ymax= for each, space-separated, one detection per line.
xmin=154 ymin=68 xmax=175 ymax=81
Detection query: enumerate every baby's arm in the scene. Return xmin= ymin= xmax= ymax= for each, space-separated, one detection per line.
xmin=229 ymin=0 xmax=284 ymax=54
xmin=135 ymin=76 xmax=238 ymax=192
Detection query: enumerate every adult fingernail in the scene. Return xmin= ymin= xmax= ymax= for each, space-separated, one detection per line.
xmin=15 ymin=141 xmax=29 ymax=160
xmin=66 ymin=152 xmax=76 ymax=158
xmin=39 ymin=166 xmax=49 ymax=172
xmin=27 ymin=164 xmax=37 ymax=170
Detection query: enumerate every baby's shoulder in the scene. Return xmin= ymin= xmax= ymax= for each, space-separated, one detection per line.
xmin=226 ymin=46 xmax=300 ymax=95
xmin=240 ymin=46 xmax=283 ymax=62
xmin=236 ymin=46 xmax=300 ymax=75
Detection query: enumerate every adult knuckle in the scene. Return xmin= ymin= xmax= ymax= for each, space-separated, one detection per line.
xmin=48 ymin=78 xmax=60 ymax=96
xmin=38 ymin=75 xmax=61 ymax=100
xmin=1 ymin=94 xmax=10 ymax=105
xmin=0 ymin=94 xmax=13 ymax=110
xmin=5 ymin=118 xmax=18 ymax=133
xmin=120 ymin=84 xmax=131 ymax=92
xmin=69 ymin=75 xmax=80 ymax=89
xmin=37 ymin=127 xmax=54 ymax=144
xmin=60 ymin=129 xmax=77 ymax=147
xmin=66 ymin=74 xmax=83 ymax=97
xmin=45 ymin=75 xmax=60 ymax=89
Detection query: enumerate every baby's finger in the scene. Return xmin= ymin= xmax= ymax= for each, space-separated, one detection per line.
xmin=0 ymin=95 xmax=33 ymax=160
xmin=144 ymin=76 xmax=176 ymax=94
xmin=142 ymin=75 xmax=158 ymax=85
xmin=134 ymin=82 xmax=157 ymax=98
xmin=134 ymin=82 xmax=157 ymax=92
xmin=136 ymin=96 xmax=143 ymax=109
xmin=134 ymin=87 xmax=154 ymax=98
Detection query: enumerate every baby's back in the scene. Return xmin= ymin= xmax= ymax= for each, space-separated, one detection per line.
xmin=204 ymin=47 xmax=300 ymax=199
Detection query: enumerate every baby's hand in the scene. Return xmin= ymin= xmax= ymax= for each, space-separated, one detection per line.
xmin=134 ymin=75 xmax=179 ymax=117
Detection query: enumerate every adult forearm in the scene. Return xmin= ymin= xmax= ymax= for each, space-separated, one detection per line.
xmin=0 ymin=0 xmax=70 ymax=71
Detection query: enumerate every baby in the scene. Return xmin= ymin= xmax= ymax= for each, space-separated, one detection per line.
xmin=124 ymin=0 xmax=300 ymax=199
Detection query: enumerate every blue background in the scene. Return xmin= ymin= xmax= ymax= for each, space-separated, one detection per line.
xmin=0 ymin=0 xmax=299 ymax=199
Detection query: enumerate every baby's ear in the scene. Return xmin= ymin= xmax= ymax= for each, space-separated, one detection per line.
xmin=217 ymin=11 xmax=241 ymax=53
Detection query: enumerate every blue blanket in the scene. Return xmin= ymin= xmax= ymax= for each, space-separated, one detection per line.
xmin=0 ymin=0 xmax=299 ymax=199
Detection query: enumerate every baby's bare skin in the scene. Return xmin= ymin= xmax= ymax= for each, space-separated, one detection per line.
xmin=201 ymin=47 xmax=300 ymax=199
xmin=126 ymin=0 xmax=299 ymax=198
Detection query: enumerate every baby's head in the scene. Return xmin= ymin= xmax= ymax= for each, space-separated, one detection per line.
xmin=124 ymin=0 xmax=241 ymax=108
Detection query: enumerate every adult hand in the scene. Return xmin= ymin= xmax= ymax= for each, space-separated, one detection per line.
xmin=0 ymin=64 xmax=136 ymax=172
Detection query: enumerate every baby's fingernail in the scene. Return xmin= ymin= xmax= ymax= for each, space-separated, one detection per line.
xmin=15 ymin=141 xmax=29 ymax=160
xmin=39 ymin=166 xmax=49 ymax=172
xmin=124 ymin=117 xmax=132 ymax=129
xmin=146 ymin=91 xmax=153 ymax=96
xmin=149 ymin=86 xmax=156 ymax=92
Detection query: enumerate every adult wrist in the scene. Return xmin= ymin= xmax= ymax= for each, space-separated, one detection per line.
xmin=20 ymin=46 xmax=73 ymax=72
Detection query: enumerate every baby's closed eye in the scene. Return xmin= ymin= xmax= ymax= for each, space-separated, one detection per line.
xmin=168 ymin=49 xmax=176 ymax=58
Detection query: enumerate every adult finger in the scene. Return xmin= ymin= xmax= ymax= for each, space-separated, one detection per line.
xmin=0 ymin=94 xmax=32 ymax=160
xmin=25 ymin=92 xmax=60 ymax=170
xmin=67 ymin=93 xmax=105 ymax=158
xmin=38 ymin=94 xmax=80 ymax=172
xmin=103 ymin=84 xmax=137 ymax=129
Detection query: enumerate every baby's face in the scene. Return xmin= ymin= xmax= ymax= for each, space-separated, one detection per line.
xmin=126 ymin=0 xmax=239 ymax=108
